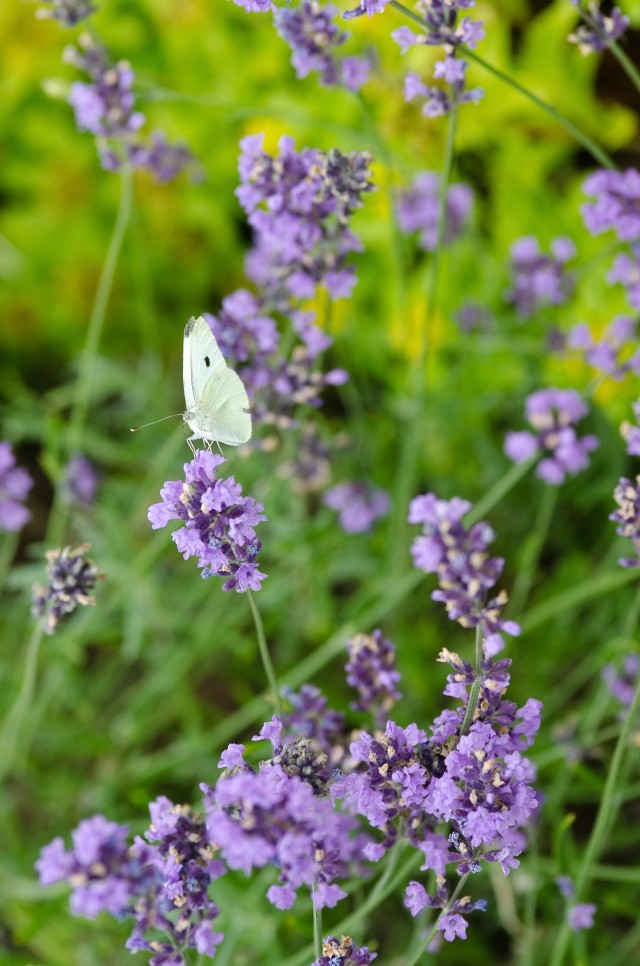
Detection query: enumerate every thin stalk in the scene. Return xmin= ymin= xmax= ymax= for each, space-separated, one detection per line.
xmin=548 ymin=662 xmax=640 ymax=966
xmin=389 ymin=1 xmax=616 ymax=170
xmin=510 ymin=484 xmax=557 ymax=615
xmin=424 ymin=101 xmax=458 ymax=368
xmin=312 ymin=885 xmax=322 ymax=960
xmin=404 ymin=873 xmax=471 ymax=966
xmin=388 ymin=101 xmax=458 ymax=574
xmin=465 ymin=456 xmax=536 ymax=527
xmin=280 ymin=850 xmax=419 ymax=966
xmin=48 ymin=167 xmax=134 ymax=548
xmin=460 ymin=625 xmax=483 ymax=735
xmin=608 ymin=39 xmax=640 ymax=98
xmin=0 ymin=622 xmax=44 ymax=783
xmin=0 ymin=530 xmax=19 ymax=598
xmin=247 ymin=589 xmax=281 ymax=718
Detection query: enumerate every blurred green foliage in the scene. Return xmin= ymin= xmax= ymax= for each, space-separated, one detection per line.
xmin=2 ymin=0 xmax=640 ymax=963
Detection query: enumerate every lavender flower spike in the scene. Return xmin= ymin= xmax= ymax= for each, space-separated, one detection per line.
xmin=345 ymin=630 xmax=402 ymax=719
xmin=610 ymin=475 xmax=640 ymax=567
xmin=396 ymin=172 xmax=473 ymax=251
xmin=36 ymin=0 xmax=96 ymax=25
xmin=505 ymin=388 xmax=599 ymax=485
xmin=312 ymin=935 xmax=377 ymax=965
xmin=32 ymin=544 xmax=101 ymax=635
xmin=323 ymin=482 xmax=389 ymax=534
xmin=148 ymin=450 xmax=267 ymax=592
xmin=0 ymin=441 xmax=33 ymax=532
xmin=569 ymin=2 xmax=628 ymax=55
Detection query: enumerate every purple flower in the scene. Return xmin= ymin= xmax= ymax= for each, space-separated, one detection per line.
xmin=438 ymin=912 xmax=468 ymax=942
xmin=611 ymin=475 xmax=640 ymax=567
xmin=202 ymin=762 xmax=366 ymax=909
xmin=403 ymin=70 xmax=482 ymax=118
xmin=280 ymin=684 xmax=346 ymax=764
xmin=556 ymin=874 xmax=575 ymax=898
xmin=396 ymin=172 xmax=473 ymax=251
xmin=567 ymin=316 xmax=640 ymax=381
xmin=312 ymin=935 xmax=377 ymax=965
xmin=621 ymin=401 xmax=640 ymax=455
xmin=404 ymin=880 xmax=429 ymax=916
xmin=37 ymin=801 xmax=224 ymax=961
xmin=36 ymin=0 xmax=96 ymax=25
xmin=408 ymin=493 xmax=520 ymax=644
xmin=602 ymin=653 xmax=639 ymax=708
xmin=275 ymin=2 xmax=372 ymax=92
xmin=32 ymin=544 xmax=101 ymax=635
xmin=147 ymin=450 xmax=267 ymax=592
xmin=0 ymin=441 xmax=33 ymax=532
xmin=568 ymin=902 xmax=596 ymax=931
xmin=345 ymin=630 xmax=402 ymax=720
xmin=582 ymin=169 xmax=640 ymax=242
xmin=233 ymin=0 xmax=273 ymax=10
xmin=64 ymin=35 xmax=194 ymax=181
xmin=236 ymin=134 xmax=373 ymax=303
xmin=64 ymin=454 xmax=99 ymax=504
xmin=608 ymin=249 xmax=640 ymax=310
xmin=504 ymin=388 xmax=599 ymax=485
xmin=569 ymin=2 xmax=628 ymax=55
xmin=323 ymin=482 xmax=389 ymax=534
xmin=505 ymin=236 xmax=576 ymax=317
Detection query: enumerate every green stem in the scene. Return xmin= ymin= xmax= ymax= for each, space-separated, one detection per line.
xmin=388 ymin=101 xmax=458 ymax=574
xmin=247 ymin=589 xmax=281 ymax=718
xmin=509 ymin=484 xmax=557 ymax=615
xmin=312 ymin=885 xmax=322 ymax=959
xmin=465 ymin=457 xmax=537 ymax=527
xmin=389 ymin=1 xmax=616 ymax=170
xmin=404 ymin=873 xmax=471 ymax=966
xmin=460 ymin=625 xmax=483 ymax=735
xmin=548 ymin=657 xmax=640 ymax=966
xmin=608 ymin=39 xmax=640 ymax=98
xmin=0 ymin=622 xmax=45 ymax=783
xmin=280 ymin=849 xmax=419 ymax=966
xmin=48 ymin=167 xmax=134 ymax=549
xmin=0 ymin=530 xmax=19 ymax=598
xmin=424 ymin=100 xmax=458 ymax=366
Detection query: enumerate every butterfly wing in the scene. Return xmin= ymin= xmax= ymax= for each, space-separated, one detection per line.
xmin=183 ymin=315 xmax=227 ymax=414
xmin=198 ymin=367 xmax=252 ymax=446
xmin=183 ymin=315 xmax=251 ymax=446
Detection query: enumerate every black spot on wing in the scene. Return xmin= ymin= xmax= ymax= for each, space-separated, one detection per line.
xmin=204 ymin=356 xmax=210 ymax=367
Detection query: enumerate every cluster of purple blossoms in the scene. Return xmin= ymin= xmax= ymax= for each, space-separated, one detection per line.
xmin=393 ymin=1 xmax=485 ymax=117
xmin=556 ymin=876 xmax=597 ymax=932
xmin=311 ymin=935 xmax=376 ymax=965
xmin=396 ymin=172 xmax=473 ymax=251
xmin=280 ymin=683 xmax=347 ymax=767
xmin=197 ymin=136 xmax=370 ymax=442
xmin=0 ymin=441 xmax=33 ymax=533
xmin=274 ymin=2 xmax=371 ymax=91
xmin=567 ymin=316 xmax=640 ymax=381
xmin=568 ymin=1 xmax=628 ymax=55
xmin=621 ymin=402 xmax=640 ymax=455
xmin=602 ymin=653 xmax=639 ymax=709
xmin=63 ymin=453 xmax=99 ymax=505
xmin=505 ymin=236 xmax=576 ymax=318
xmin=36 ymin=802 xmax=225 ymax=964
xmin=404 ymin=876 xmax=486 ymax=941
xmin=322 ymin=482 xmax=390 ymax=534
xmin=203 ymin=720 xmax=370 ymax=910
xmin=408 ymin=493 xmax=520 ymax=649
xmin=346 ymin=630 xmax=402 ymax=720
xmin=37 ymin=0 xmax=96 ymax=25
xmin=582 ymin=169 xmax=640 ymax=242
xmin=608 ymin=248 xmax=640 ymax=310
xmin=610 ymin=475 xmax=640 ymax=567
xmin=333 ymin=653 xmax=541 ymax=931
xmin=148 ymin=450 xmax=266 ymax=592
xmin=63 ymin=34 xmax=194 ymax=180
xmin=504 ymin=388 xmax=599 ymax=485
xmin=32 ymin=544 xmax=101 ymax=635
xmin=237 ymin=133 xmax=373 ymax=303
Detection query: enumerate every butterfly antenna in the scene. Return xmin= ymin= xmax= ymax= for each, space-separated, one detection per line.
xmin=130 ymin=413 xmax=184 ymax=433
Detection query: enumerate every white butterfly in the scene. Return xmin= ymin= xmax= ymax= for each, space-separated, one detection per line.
xmin=183 ymin=315 xmax=252 ymax=449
